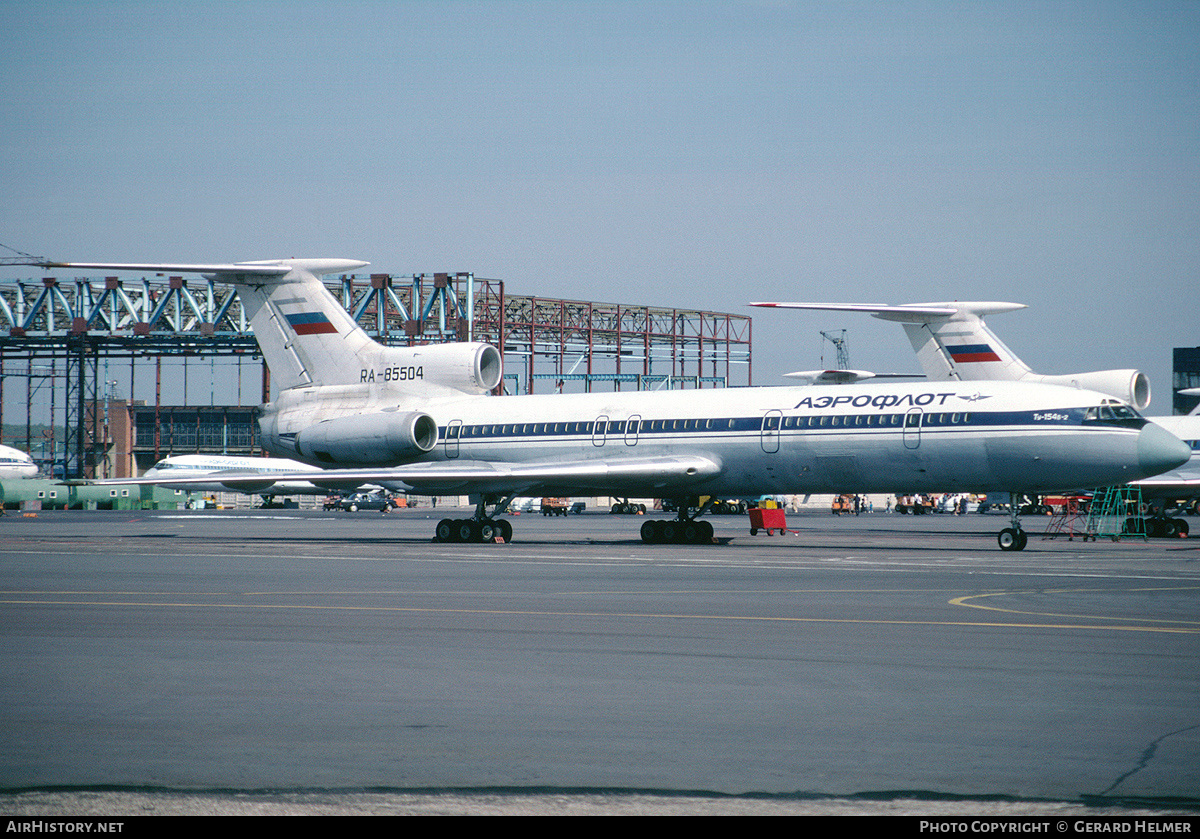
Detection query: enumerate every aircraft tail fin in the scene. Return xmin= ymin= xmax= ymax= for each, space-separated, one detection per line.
xmin=751 ymin=299 xmax=1150 ymax=409
xmin=34 ymin=258 xmax=372 ymax=391
xmin=225 ymin=262 xmax=502 ymax=398
xmin=220 ymin=259 xmax=379 ymax=392
xmin=749 ymin=301 xmax=1030 ymax=381
xmin=821 ymin=302 xmax=1150 ymax=407
xmin=880 ymin=302 xmax=1032 ymax=382
xmin=33 ymin=258 xmax=502 ymax=398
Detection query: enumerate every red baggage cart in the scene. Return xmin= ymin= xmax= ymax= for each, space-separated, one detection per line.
xmin=748 ymin=507 xmax=787 ymax=535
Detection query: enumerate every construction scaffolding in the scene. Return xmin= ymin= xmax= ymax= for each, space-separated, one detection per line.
xmin=0 ymin=270 xmax=752 ymax=478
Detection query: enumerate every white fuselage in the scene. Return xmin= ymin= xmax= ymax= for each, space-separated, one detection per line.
xmin=261 ymin=379 xmax=1174 ymax=498
xmin=1131 ymin=415 xmax=1200 ymax=504
xmin=0 ymin=445 xmax=38 ymax=479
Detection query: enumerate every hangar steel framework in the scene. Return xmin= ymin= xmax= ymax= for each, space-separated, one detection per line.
xmin=0 ymin=270 xmax=752 ymax=478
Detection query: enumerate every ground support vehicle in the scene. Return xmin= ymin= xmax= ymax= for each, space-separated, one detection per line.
xmin=748 ymin=506 xmax=787 ymax=535
xmin=541 ymin=497 xmax=569 ymax=516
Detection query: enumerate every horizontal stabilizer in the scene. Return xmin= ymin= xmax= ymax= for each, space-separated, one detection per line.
xmin=750 ymin=301 xmax=1026 ymax=323
xmin=31 ymin=258 xmax=368 ymax=277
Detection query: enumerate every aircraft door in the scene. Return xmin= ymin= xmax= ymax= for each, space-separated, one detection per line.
xmin=625 ymin=415 xmax=641 ymax=447
xmin=903 ymin=408 xmax=923 ymax=449
xmin=444 ymin=419 xmax=462 ymax=459
xmin=441 ymin=420 xmax=458 ymax=458
xmin=593 ymin=415 xmax=608 ymax=447
xmin=761 ymin=409 xmax=782 ymax=453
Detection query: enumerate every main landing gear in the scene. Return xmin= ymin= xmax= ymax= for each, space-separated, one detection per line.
xmin=434 ymin=493 xmax=516 ymax=544
xmin=997 ymin=494 xmax=1028 ymax=551
xmin=640 ymin=497 xmax=716 ymax=545
xmin=435 ymin=516 xmax=513 ymax=543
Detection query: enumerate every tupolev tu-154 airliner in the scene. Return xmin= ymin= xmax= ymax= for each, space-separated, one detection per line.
xmin=750 ymin=298 xmax=1200 ymax=530
xmin=34 ymin=258 xmax=1190 ymax=550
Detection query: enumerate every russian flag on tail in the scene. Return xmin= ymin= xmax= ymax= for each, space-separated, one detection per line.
xmin=285 ymin=312 xmax=338 ymax=335
xmin=946 ymin=344 xmax=1002 ymax=363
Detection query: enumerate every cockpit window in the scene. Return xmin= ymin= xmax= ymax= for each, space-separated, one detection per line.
xmin=1082 ymin=400 xmax=1147 ymax=429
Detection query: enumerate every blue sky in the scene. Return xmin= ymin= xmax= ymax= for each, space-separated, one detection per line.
xmin=2 ymin=1 xmax=1198 ymax=413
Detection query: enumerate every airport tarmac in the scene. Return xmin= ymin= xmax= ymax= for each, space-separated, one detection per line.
xmin=2 ymin=507 xmax=1198 ymax=816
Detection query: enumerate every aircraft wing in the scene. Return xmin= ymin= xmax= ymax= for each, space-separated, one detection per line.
xmin=1153 ymin=415 xmax=1200 ymax=440
xmin=78 ymin=455 xmax=723 ymax=497
xmin=1133 ymin=465 xmax=1200 ymax=500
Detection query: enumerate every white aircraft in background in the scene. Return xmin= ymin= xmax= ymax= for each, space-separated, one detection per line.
xmin=32 ymin=258 xmax=1189 ymax=551
xmin=1126 ymin=389 xmax=1200 ymax=528
xmin=752 ymin=300 xmax=1200 ymax=529
xmin=750 ymin=301 xmax=1153 ymax=408
xmin=143 ymin=454 xmax=387 ymax=499
xmin=0 ymin=444 xmax=38 ymax=479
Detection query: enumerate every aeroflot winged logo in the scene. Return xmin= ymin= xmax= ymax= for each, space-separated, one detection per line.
xmin=285 ymin=312 xmax=339 ymax=335
xmin=946 ymin=344 xmax=1002 ymax=363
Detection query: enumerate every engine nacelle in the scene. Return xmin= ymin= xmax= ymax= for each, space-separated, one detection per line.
xmin=294 ymin=410 xmax=439 ymax=466
xmin=366 ymin=342 xmax=503 ymax=395
xmin=1034 ymin=370 xmax=1151 ymax=411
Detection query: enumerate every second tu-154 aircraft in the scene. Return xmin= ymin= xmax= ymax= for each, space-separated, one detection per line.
xmin=749 ymin=298 xmax=1200 ymax=527
xmin=35 ymin=257 xmax=1190 ymax=550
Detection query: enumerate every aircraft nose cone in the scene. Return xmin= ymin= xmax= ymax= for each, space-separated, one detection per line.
xmin=1138 ymin=423 xmax=1192 ymax=478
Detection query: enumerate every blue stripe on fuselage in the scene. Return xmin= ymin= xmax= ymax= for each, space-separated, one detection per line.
xmin=438 ymin=408 xmax=1108 ymax=441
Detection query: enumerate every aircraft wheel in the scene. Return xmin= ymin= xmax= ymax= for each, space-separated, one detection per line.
xmin=455 ymin=519 xmax=478 ymax=543
xmin=698 ymin=520 xmax=714 ymax=543
xmin=998 ymin=527 xmax=1026 ymax=551
xmin=436 ymin=518 xmax=455 ymax=542
xmin=1174 ymin=518 xmax=1189 ymax=537
xmin=640 ymin=520 xmax=659 ymax=543
xmin=495 ymin=519 xmax=513 ymax=542
xmin=661 ymin=521 xmax=682 ymax=543
xmin=478 ymin=521 xmax=495 ymax=543
xmin=682 ymin=522 xmax=701 ymax=544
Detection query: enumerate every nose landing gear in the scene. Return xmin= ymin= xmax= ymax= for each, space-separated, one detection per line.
xmin=997 ymin=527 xmax=1028 ymax=551
xmin=997 ymin=495 xmax=1028 ymax=551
